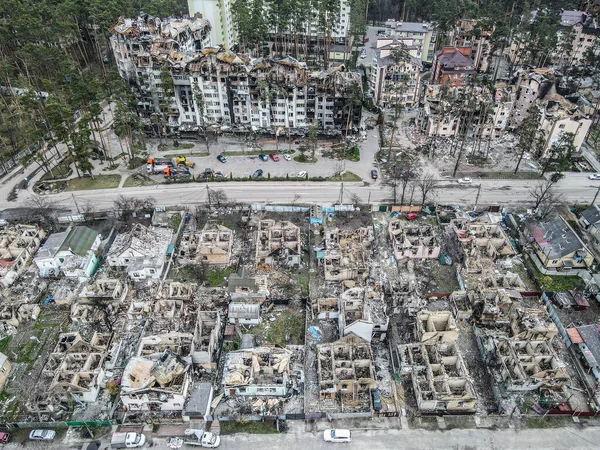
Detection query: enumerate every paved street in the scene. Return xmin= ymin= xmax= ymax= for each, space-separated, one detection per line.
xmin=4 ymin=424 xmax=600 ymax=449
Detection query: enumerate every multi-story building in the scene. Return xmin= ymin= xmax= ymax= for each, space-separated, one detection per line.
xmin=370 ymin=39 xmax=422 ymax=108
xmin=110 ymin=17 xmax=363 ymax=137
xmin=555 ymin=10 xmax=600 ymax=67
xmin=451 ymin=19 xmax=493 ymax=72
xmin=383 ymin=20 xmax=437 ymax=62
xmin=431 ymin=46 xmax=475 ymax=87
xmin=187 ymin=0 xmax=235 ymax=49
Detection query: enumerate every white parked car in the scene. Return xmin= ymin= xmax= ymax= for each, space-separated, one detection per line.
xmin=458 ymin=177 xmax=473 ymax=184
xmin=297 ymin=171 xmax=307 ymax=178
xmin=284 ymin=154 xmax=292 ymax=161
xmin=589 ymin=173 xmax=600 ymax=180
xmin=29 ymin=429 xmax=55 ymax=441
xmin=323 ymin=429 xmax=352 ymax=443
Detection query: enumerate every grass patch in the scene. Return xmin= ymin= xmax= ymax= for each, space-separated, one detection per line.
xmin=344 ymin=146 xmax=360 ymax=162
xmin=65 ymin=174 xmax=121 ymax=191
xmin=159 ymin=142 xmax=195 ymax=151
xmin=123 ymin=174 xmax=156 ymax=187
xmin=293 ymin=154 xmax=317 ymax=163
xmin=220 ymin=420 xmax=281 ymax=435
xmin=170 ymin=213 xmax=182 ymax=231
xmin=0 ymin=336 xmax=12 ymax=354
xmin=246 ymin=311 xmax=305 ymax=346
xmin=327 ymin=171 xmax=362 ymax=182
xmin=221 ymin=150 xmax=266 ymax=157
xmin=207 ymin=267 xmax=235 ymax=287
xmin=524 ymin=255 xmax=584 ymax=291
xmin=40 ymin=159 xmax=72 ymax=181
xmin=523 ymin=416 xmax=573 ymax=429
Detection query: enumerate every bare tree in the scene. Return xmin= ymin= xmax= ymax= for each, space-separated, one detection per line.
xmin=113 ymin=195 xmax=156 ymax=225
xmin=212 ymin=189 xmax=228 ymax=208
xmin=81 ymin=200 xmax=97 ymax=225
xmin=384 ymin=161 xmax=419 ymax=205
xmin=333 ymin=161 xmax=345 ymax=177
xmin=349 ymin=192 xmax=361 ymax=207
xmin=418 ymin=173 xmax=439 ymax=205
xmin=26 ymin=194 xmax=59 ymax=225
xmin=529 ymin=179 xmax=564 ymax=219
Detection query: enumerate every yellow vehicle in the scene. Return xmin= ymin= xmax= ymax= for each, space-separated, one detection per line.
xmin=173 ymin=156 xmax=195 ymax=168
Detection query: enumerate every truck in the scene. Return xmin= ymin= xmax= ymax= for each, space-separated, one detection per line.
xmin=173 ymin=156 xmax=196 ymax=168
xmin=163 ymin=166 xmax=191 ymax=180
xmin=110 ymin=432 xmax=146 ymax=448
xmin=147 ymin=157 xmax=174 ymax=174
xmin=183 ymin=429 xmax=220 ymax=448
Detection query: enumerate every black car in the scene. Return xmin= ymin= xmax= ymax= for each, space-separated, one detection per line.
xmin=371 ymin=169 xmax=378 ymax=180
xmin=372 ymin=389 xmax=382 ymax=411
xmin=217 ymin=154 xmax=227 ymax=163
xmin=252 ymin=169 xmax=264 ymax=179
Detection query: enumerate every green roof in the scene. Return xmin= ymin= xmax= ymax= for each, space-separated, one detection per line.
xmin=59 ymin=226 xmax=98 ymax=257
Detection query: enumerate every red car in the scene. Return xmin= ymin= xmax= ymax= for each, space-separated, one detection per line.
xmin=364 ymin=37 xmax=369 ymax=43
xmin=269 ymin=153 xmax=279 ymax=162
xmin=0 ymin=432 xmax=11 ymax=443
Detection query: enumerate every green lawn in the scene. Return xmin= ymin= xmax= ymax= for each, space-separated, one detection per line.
xmin=159 ymin=142 xmax=195 ymax=151
xmin=220 ymin=421 xmax=281 ymax=435
xmin=65 ymin=174 xmax=121 ymax=191
xmin=40 ymin=159 xmax=73 ymax=181
xmin=293 ymin=155 xmax=318 ymax=163
xmin=328 ymin=171 xmax=362 ymax=182
xmin=246 ymin=311 xmax=305 ymax=346
xmin=123 ymin=174 xmax=157 ymax=187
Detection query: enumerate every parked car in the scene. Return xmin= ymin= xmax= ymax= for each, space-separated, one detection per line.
xmin=252 ymin=169 xmax=264 ymax=179
xmin=214 ymin=171 xmax=225 ymax=178
xmin=364 ymin=36 xmax=369 ymax=43
xmin=29 ymin=429 xmax=55 ymax=441
xmin=371 ymin=169 xmax=378 ymax=180
xmin=589 ymin=173 xmax=600 ymax=180
xmin=217 ymin=154 xmax=227 ymax=163
xmin=269 ymin=153 xmax=279 ymax=162
xmin=0 ymin=432 xmax=11 ymax=443
xmin=323 ymin=429 xmax=352 ymax=443
xmin=297 ymin=171 xmax=307 ymax=178
xmin=458 ymin=177 xmax=473 ymax=184
xmin=360 ymin=50 xmax=367 ymax=58
xmin=259 ymin=153 xmax=268 ymax=161
xmin=284 ymin=154 xmax=292 ymax=161
xmin=371 ymin=389 xmax=382 ymax=411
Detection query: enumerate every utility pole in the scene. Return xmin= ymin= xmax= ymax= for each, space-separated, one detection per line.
xmin=206 ymin=184 xmax=212 ymax=208
xmin=474 ymin=184 xmax=482 ymax=210
xmin=593 ymin=185 xmax=600 ymax=205
xmin=72 ymin=193 xmax=80 ymax=214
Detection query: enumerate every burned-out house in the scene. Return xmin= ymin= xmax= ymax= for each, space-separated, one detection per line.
xmin=452 ymin=220 xmax=515 ymax=272
xmin=121 ymin=349 xmax=191 ymax=412
xmin=178 ymin=223 xmax=233 ymax=266
xmin=339 ymin=287 xmax=389 ymax=343
xmin=318 ymin=227 xmax=373 ymax=283
xmin=317 ymin=333 xmax=376 ymax=408
xmin=222 ymin=346 xmax=304 ymax=397
xmin=0 ymin=225 xmax=45 ymax=287
xmin=106 ymin=224 xmax=173 ymax=280
xmin=398 ymin=341 xmax=478 ymax=413
xmin=41 ymin=332 xmax=112 ymax=404
xmin=256 ymin=220 xmax=301 ymax=268
xmin=389 ymin=220 xmax=440 ymax=260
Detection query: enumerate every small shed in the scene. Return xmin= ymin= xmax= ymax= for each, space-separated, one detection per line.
xmin=228 ymin=303 xmax=261 ymax=325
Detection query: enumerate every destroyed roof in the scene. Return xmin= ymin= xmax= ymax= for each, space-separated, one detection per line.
xmin=580 ymin=204 xmax=600 ymax=225
xmin=525 ymin=216 xmax=588 ymax=259
xmin=227 ymin=268 xmax=258 ymax=292
xmin=228 ymin=302 xmax=260 ymax=319
xmin=108 ymin=223 xmax=172 ymax=259
xmin=121 ymin=349 xmax=189 ymax=392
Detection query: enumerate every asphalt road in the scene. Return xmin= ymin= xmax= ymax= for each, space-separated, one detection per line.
xmin=2 ymin=172 xmax=597 ymax=215
xmin=5 ymin=425 xmax=600 ymax=450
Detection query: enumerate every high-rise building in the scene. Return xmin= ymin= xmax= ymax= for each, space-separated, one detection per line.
xmin=187 ymin=0 xmax=236 ymax=49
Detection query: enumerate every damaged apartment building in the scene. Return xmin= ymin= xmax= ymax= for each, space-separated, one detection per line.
xmin=389 ymin=219 xmax=440 ymax=260
xmin=106 ymin=224 xmax=173 ymax=281
xmin=398 ymin=310 xmax=477 ymax=414
xmin=0 ymin=225 xmax=45 ymax=287
xmin=222 ymin=346 xmax=304 ymax=397
xmin=317 ymin=333 xmax=376 ymax=410
xmin=256 ymin=220 xmax=301 ymax=268
xmin=317 ymin=227 xmax=373 ymax=283
xmin=178 ymin=223 xmax=233 ymax=266
xmin=110 ymin=14 xmax=362 ymax=137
